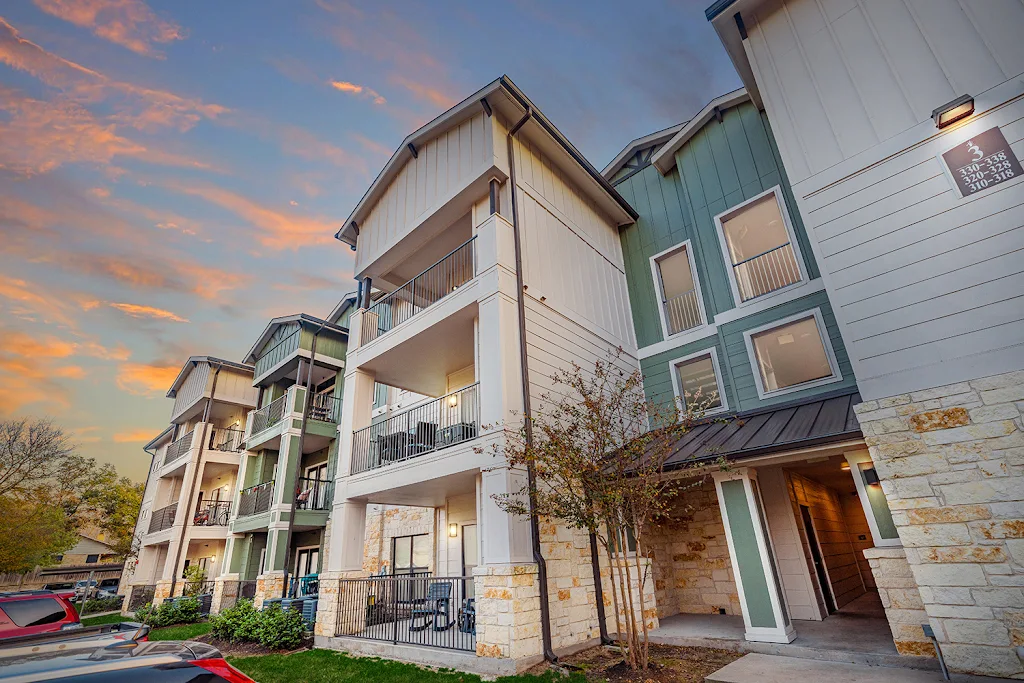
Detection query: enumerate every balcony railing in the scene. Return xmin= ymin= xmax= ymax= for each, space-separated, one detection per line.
xmin=351 ymin=383 xmax=480 ymax=474
xmin=193 ymin=501 xmax=231 ymax=526
xmin=309 ymin=393 xmax=342 ymax=423
xmin=250 ymin=394 xmax=287 ymax=437
xmin=148 ymin=503 xmax=177 ymax=533
xmin=163 ymin=430 xmax=194 ymax=466
xmin=254 ymin=328 xmax=300 ymax=379
xmin=664 ymin=288 xmax=703 ymax=336
xmin=732 ymin=242 xmax=801 ymax=302
xmin=209 ymin=427 xmax=245 ymax=452
xmin=295 ymin=477 xmax=332 ymax=511
xmin=237 ymin=481 xmax=275 ymax=517
xmin=361 ymin=237 xmax=476 ymax=345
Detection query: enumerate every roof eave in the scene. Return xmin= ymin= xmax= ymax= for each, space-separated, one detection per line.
xmin=650 ymin=88 xmax=750 ymax=174
xmin=242 ymin=313 xmax=349 ymax=365
xmin=143 ymin=425 xmax=173 ymax=453
xmin=602 ymin=122 xmax=687 ymax=180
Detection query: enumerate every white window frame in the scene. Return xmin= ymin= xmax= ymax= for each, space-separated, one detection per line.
xmin=669 ymin=347 xmax=729 ymax=417
xmin=713 ymin=185 xmax=807 ymax=308
xmin=845 ymin=451 xmax=901 ymax=548
xmin=649 ymin=240 xmax=709 ymax=342
xmin=742 ymin=308 xmax=842 ymax=400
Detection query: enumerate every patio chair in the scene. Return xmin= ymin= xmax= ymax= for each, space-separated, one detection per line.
xmin=409 ymin=582 xmax=452 ymax=632
xmin=458 ymin=597 xmax=475 ymax=635
xmin=409 ymin=421 xmax=438 ymax=454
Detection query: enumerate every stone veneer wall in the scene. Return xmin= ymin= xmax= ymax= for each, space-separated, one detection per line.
xmin=646 ymin=480 xmax=740 ymax=618
xmin=474 ymin=564 xmax=543 ymax=663
xmin=862 ymin=548 xmax=931 ymax=655
xmin=854 ymin=370 xmax=1024 ymax=678
xmin=538 ymin=518 xmax=603 ymax=650
xmin=362 ymin=504 xmax=435 ymax=574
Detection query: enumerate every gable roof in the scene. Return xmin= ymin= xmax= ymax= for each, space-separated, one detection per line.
xmin=143 ymin=425 xmax=173 ymax=453
xmin=650 ymin=88 xmax=749 ymax=174
xmin=327 ymin=292 xmax=358 ymax=326
xmin=603 ymin=121 xmax=686 ymax=181
xmin=242 ymin=313 xmax=348 ymax=365
xmin=166 ymin=356 xmax=254 ymax=399
xmin=335 ymin=75 xmax=637 ymax=247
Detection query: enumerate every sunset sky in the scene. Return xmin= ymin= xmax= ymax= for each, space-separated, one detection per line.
xmin=0 ymin=0 xmax=739 ymax=482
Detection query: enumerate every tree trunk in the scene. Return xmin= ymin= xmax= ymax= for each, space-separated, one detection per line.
xmin=633 ymin=535 xmax=651 ymax=669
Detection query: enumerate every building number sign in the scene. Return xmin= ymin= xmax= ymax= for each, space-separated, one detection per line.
xmin=940 ymin=126 xmax=1023 ymax=198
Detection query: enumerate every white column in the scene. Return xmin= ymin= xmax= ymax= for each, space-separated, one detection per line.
xmin=325 ymin=499 xmax=368 ymax=572
xmin=479 ymin=467 xmax=533 ymax=565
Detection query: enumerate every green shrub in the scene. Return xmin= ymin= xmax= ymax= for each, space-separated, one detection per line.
xmin=81 ymin=596 xmax=123 ymax=613
xmin=256 ymin=604 xmax=305 ymax=650
xmin=135 ymin=596 xmax=202 ymax=627
xmin=211 ymin=599 xmax=261 ymax=643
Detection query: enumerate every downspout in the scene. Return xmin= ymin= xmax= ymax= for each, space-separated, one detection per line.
xmin=169 ymin=365 xmax=221 ymax=598
xmin=280 ymin=321 xmax=327 ymax=597
xmin=507 ymin=108 xmax=557 ymax=664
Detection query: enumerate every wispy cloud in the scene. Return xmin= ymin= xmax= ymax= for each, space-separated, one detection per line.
xmin=387 ymin=74 xmax=455 ymax=109
xmin=109 ymin=302 xmax=189 ymax=322
xmin=0 ymin=274 xmax=79 ymax=328
xmin=112 ymin=428 xmax=156 ymax=442
xmin=329 ymin=79 xmax=386 ymax=104
xmin=32 ymin=0 xmax=185 ymax=57
xmin=115 ymin=361 xmax=178 ymax=395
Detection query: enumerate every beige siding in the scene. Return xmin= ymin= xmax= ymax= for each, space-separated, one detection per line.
xmin=213 ymin=367 xmax=258 ymax=408
xmin=171 ymin=362 xmax=209 ymax=422
xmin=355 ymin=112 xmax=492 ymax=274
xmin=746 ymin=0 xmax=1024 ymax=183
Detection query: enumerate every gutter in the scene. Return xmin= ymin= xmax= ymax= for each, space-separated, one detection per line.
xmin=506 ymin=107 xmax=557 ymax=664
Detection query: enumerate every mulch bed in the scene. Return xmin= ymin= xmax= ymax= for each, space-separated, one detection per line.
xmin=194 ymin=633 xmax=313 ymax=658
xmin=527 ymin=644 xmax=742 ymax=683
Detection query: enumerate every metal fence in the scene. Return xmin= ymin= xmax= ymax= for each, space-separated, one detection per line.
xmin=351 ymin=383 xmax=480 ymax=474
xmin=127 ymin=584 xmax=156 ymax=611
xmin=193 ymin=501 xmax=231 ymax=526
xmin=182 ymin=580 xmax=215 ymax=597
xmin=163 ymin=430 xmax=194 ymax=466
xmin=664 ymin=287 xmax=703 ymax=335
xmin=295 ymin=477 xmax=332 ymax=511
xmin=732 ymin=242 xmax=801 ymax=302
xmin=217 ymin=580 xmax=258 ymax=612
xmin=361 ymin=237 xmax=476 ymax=345
xmin=209 ymin=427 xmax=245 ymax=452
xmin=238 ymin=481 xmax=275 ymax=517
xmin=309 ymin=393 xmax=342 ymax=423
xmin=148 ymin=503 xmax=177 ymax=533
xmin=334 ymin=575 xmax=475 ymax=652
xmin=250 ymin=395 xmax=287 ymax=436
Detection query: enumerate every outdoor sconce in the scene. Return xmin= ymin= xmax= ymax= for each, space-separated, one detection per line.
xmin=863 ymin=467 xmax=881 ymax=486
xmin=448 ymin=394 xmax=459 ymax=408
xmin=932 ymin=94 xmax=974 ymax=129
xmin=449 ymin=522 xmax=459 ymax=538
xmin=840 ymin=461 xmax=850 ymax=472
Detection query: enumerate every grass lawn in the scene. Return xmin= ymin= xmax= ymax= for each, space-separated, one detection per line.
xmin=80 ymin=613 xmax=128 ymax=627
xmin=148 ymin=621 xmax=212 ymax=641
xmin=228 ymin=649 xmax=585 ymax=683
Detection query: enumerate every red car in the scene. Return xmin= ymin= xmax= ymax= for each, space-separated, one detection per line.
xmin=0 ymin=590 xmax=80 ymax=640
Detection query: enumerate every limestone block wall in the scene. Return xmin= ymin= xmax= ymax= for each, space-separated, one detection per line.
xmin=362 ymin=504 xmax=435 ymax=574
xmin=538 ymin=518 xmax=603 ymax=651
xmin=863 ymin=548 xmax=931 ymax=656
xmin=474 ymin=563 xmax=543 ymax=663
xmin=646 ymin=480 xmax=740 ymax=618
xmin=854 ymin=370 xmax=1024 ymax=678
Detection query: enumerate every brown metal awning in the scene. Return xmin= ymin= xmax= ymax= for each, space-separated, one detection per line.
xmin=664 ymin=389 xmax=862 ymax=470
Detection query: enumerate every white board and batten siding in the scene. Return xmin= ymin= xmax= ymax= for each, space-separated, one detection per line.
xmin=740 ymin=0 xmax=1024 ymax=399
xmin=354 ymin=112 xmax=493 ymax=275
xmin=511 ymin=129 xmax=641 ymax=407
xmin=170 ymin=362 xmax=257 ymax=422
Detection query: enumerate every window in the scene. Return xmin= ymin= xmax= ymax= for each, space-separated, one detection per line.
xmin=670 ymin=349 xmax=727 ymax=416
xmin=744 ymin=309 xmax=841 ymax=399
xmin=609 ymin=525 xmax=637 ymax=554
xmin=650 ymin=241 xmax=706 ymax=338
xmin=392 ymin=534 xmax=430 ymax=576
xmin=85 ymin=554 xmax=100 ymax=564
xmin=715 ymin=187 xmax=804 ymax=304
xmin=0 ymin=598 xmax=66 ymax=627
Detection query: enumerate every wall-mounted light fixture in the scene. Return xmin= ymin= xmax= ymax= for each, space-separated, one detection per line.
xmin=448 ymin=394 xmax=459 ymax=408
xmin=863 ymin=467 xmax=881 ymax=486
xmin=840 ymin=461 xmax=851 ymax=472
xmin=448 ymin=522 xmax=459 ymax=538
xmin=932 ymin=94 xmax=974 ymax=129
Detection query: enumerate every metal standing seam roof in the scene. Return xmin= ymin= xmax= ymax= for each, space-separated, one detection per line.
xmin=663 ymin=388 xmax=862 ymax=469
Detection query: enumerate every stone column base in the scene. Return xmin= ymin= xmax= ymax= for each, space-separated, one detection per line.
xmin=863 ymin=547 xmax=933 ymax=656
xmin=211 ymin=574 xmax=240 ymax=615
xmin=254 ymin=571 xmax=285 ymax=609
xmin=153 ymin=579 xmax=173 ymax=606
xmin=474 ymin=563 xmax=543 ymax=661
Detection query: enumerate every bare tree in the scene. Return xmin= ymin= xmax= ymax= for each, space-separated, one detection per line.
xmin=491 ymin=349 xmax=723 ymax=670
xmin=0 ymin=418 xmax=75 ymax=498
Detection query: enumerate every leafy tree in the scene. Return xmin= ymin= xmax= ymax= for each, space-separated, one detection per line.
xmin=0 ymin=496 xmax=77 ymax=574
xmin=492 ymin=350 xmax=723 ymax=670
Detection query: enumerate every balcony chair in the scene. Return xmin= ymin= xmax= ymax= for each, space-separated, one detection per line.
xmin=409 ymin=421 xmax=438 ymax=455
xmin=381 ymin=432 xmax=408 ymax=464
xmin=409 ymin=581 xmax=452 ymax=632
xmin=458 ymin=597 xmax=476 ymax=635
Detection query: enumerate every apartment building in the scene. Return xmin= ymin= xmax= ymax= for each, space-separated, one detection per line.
xmin=123 ymin=357 xmax=257 ymax=612
xmin=705 ymin=0 xmax=1024 ymax=676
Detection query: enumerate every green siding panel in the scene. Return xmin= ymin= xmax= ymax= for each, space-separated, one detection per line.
xmin=721 ymin=479 xmax=776 ymax=629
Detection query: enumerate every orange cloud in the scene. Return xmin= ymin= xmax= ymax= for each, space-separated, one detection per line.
xmin=33 ymin=0 xmax=184 ymax=58
xmin=113 ymin=428 xmax=156 ymax=443
xmin=388 ymin=74 xmax=455 ymax=110
xmin=109 ymin=302 xmax=189 ymax=322
xmin=72 ymin=426 xmax=102 ymax=444
xmin=0 ymin=274 xmax=77 ymax=327
xmin=116 ymin=362 xmax=178 ymax=395
xmin=329 ymin=79 xmax=386 ymax=104
xmin=351 ymin=132 xmax=392 ymax=159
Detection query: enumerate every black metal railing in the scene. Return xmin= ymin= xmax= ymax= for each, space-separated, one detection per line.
xmin=664 ymin=287 xmax=703 ymax=335
xmin=250 ymin=394 xmax=287 ymax=436
xmin=128 ymin=584 xmax=156 ymax=611
xmin=237 ymin=481 xmax=275 ymax=517
xmin=333 ymin=575 xmax=474 ymax=652
xmin=254 ymin=328 xmax=300 ymax=379
xmin=351 ymin=384 xmax=480 ymax=474
xmin=209 ymin=427 xmax=245 ymax=452
xmin=148 ymin=503 xmax=177 ymax=533
xmin=193 ymin=501 xmax=231 ymax=526
xmin=361 ymin=237 xmax=476 ymax=345
xmin=732 ymin=241 xmax=801 ymax=302
xmin=163 ymin=430 xmax=194 ymax=466
xmin=295 ymin=477 xmax=332 ymax=511
xmin=182 ymin=580 xmax=214 ymax=597
xmin=309 ymin=393 xmax=342 ymax=423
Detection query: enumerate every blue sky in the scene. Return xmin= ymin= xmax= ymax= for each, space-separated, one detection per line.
xmin=0 ymin=0 xmax=739 ymax=481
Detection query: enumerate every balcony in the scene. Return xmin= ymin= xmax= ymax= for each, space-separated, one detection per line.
xmin=664 ymin=287 xmax=703 ymax=336
xmin=237 ymin=481 xmax=275 ymax=517
xmin=148 ymin=503 xmax=177 ymax=533
xmin=209 ymin=427 xmax=245 ymax=453
xmin=254 ymin=328 xmax=300 ymax=380
xmin=732 ymin=242 xmax=801 ymax=302
xmin=361 ymin=237 xmax=475 ymax=346
xmin=249 ymin=394 xmax=287 ymax=438
xmin=193 ymin=501 xmax=231 ymax=526
xmin=309 ymin=393 xmax=342 ymax=424
xmin=163 ymin=430 xmax=194 ymax=467
xmin=351 ymin=383 xmax=480 ymax=475
xmin=295 ymin=477 xmax=332 ymax=511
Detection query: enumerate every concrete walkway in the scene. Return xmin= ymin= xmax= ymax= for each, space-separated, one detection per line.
xmin=707 ymin=654 xmax=1009 ymax=683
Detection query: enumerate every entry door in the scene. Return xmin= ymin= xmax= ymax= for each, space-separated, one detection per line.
xmin=800 ymin=505 xmax=836 ymax=614
xmin=304 ymin=464 xmax=328 ymax=508
xmin=462 ymin=525 xmax=478 ymax=598
xmin=294 ymin=548 xmax=320 ymax=577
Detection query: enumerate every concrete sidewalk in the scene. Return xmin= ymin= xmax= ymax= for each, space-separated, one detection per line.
xmin=707 ymin=654 xmax=1009 ymax=683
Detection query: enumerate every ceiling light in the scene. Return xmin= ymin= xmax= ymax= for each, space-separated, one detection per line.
xmin=932 ymin=94 xmax=974 ymax=129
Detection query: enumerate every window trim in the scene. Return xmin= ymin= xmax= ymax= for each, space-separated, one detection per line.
xmin=391 ymin=533 xmax=430 ymax=575
xmin=713 ymin=185 xmax=807 ymax=308
xmin=648 ymin=240 xmax=709 ymax=342
xmin=742 ymin=308 xmax=843 ymax=400
xmin=668 ymin=347 xmax=730 ymax=417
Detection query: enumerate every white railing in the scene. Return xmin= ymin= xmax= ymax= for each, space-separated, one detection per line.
xmin=664 ymin=288 xmax=702 ymax=335
xmin=732 ymin=242 xmax=801 ymax=302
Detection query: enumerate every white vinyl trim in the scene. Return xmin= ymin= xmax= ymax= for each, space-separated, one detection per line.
xmin=649 ymin=239 xmax=710 ymax=342
xmin=668 ymin=347 xmax=730 ymax=417
xmin=742 ymin=307 xmax=843 ymax=400
xmin=845 ymin=451 xmax=902 ymax=548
